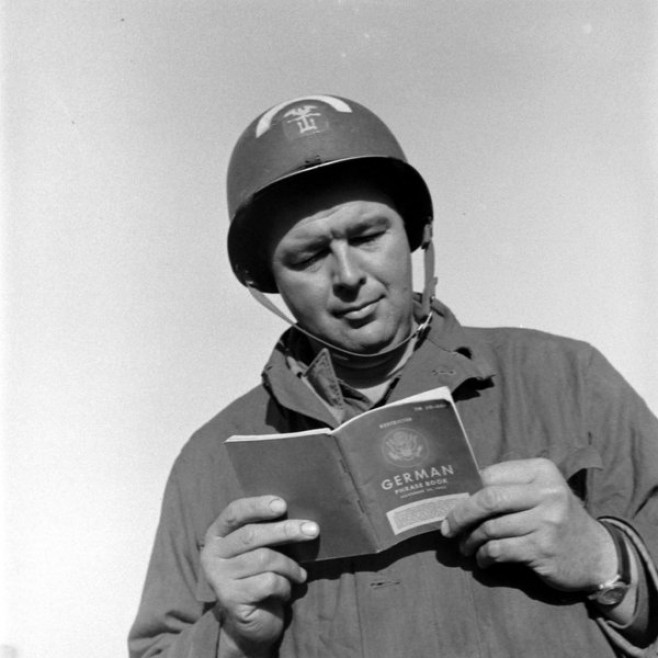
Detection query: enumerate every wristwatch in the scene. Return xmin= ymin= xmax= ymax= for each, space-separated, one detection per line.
xmin=587 ymin=521 xmax=632 ymax=607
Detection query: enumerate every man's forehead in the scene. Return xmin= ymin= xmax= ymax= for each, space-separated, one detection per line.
xmin=281 ymin=201 xmax=393 ymax=241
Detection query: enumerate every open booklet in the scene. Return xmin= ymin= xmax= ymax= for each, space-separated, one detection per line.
xmin=225 ymin=386 xmax=481 ymax=562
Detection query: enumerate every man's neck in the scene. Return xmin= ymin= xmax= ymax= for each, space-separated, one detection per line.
xmin=333 ymin=335 xmax=416 ymax=387
xmin=304 ymin=325 xmax=418 ymax=405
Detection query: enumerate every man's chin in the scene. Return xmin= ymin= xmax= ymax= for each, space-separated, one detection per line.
xmin=306 ymin=317 xmax=412 ymax=355
xmin=332 ymin=328 xmax=402 ymax=355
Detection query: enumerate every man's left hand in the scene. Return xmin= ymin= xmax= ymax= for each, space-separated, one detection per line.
xmin=441 ymin=458 xmax=617 ymax=592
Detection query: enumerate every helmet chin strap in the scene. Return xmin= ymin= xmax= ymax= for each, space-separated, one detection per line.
xmin=246 ymin=223 xmax=437 ymax=365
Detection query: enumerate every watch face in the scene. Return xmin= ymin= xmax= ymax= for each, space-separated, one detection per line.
xmin=596 ymin=584 xmax=629 ymax=607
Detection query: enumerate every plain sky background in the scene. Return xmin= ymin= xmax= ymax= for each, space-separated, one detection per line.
xmin=2 ymin=1 xmax=657 ymax=656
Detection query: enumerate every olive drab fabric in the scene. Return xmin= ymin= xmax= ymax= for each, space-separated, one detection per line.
xmin=129 ymin=301 xmax=658 ymax=658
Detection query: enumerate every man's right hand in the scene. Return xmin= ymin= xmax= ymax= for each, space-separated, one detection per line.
xmin=200 ymin=496 xmax=319 ymax=658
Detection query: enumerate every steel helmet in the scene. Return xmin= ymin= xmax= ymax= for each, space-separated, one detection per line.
xmin=226 ymin=94 xmax=433 ymax=293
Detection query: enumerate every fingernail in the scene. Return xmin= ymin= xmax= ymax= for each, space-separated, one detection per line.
xmin=301 ymin=521 xmax=319 ymax=537
xmin=269 ymin=498 xmax=286 ymax=514
xmin=441 ymin=519 xmax=451 ymax=537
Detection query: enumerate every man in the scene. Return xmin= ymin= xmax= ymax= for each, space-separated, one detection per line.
xmin=130 ymin=95 xmax=658 ymax=657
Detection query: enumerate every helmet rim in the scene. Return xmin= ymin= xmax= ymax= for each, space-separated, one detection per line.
xmin=226 ymin=95 xmax=433 ymax=292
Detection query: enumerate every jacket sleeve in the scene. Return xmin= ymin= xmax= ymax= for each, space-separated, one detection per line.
xmin=585 ymin=347 xmax=658 ymax=657
xmin=128 ymin=453 xmax=223 ymax=657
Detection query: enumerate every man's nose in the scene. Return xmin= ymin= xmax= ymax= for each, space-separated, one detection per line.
xmin=332 ymin=246 xmax=365 ymax=290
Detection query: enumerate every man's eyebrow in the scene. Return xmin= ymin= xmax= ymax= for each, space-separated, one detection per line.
xmin=349 ymin=214 xmax=390 ymax=231
xmin=281 ymin=232 xmax=328 ymax=255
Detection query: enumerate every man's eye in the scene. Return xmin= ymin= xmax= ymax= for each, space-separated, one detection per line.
xmin=352 ymin=232 xmax=383 ymax=246
xmin=293 ymin=251 xmax=324 ymax=268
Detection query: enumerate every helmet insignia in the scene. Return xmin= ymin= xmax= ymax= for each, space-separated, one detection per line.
xmin=283 ymin=104 xmax=325 ymax=137
xmin=255 ymin=94 xmax=352 ymax=137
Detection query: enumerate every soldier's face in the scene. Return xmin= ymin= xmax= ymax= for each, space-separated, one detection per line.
xmin=268 ymin=183 xmax=414 ymax=354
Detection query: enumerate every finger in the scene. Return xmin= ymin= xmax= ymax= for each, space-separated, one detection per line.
xmin=480 ymin=458 xmax=559 ymax=487
xmin=216 ymin=518 xmax=319 ymax=559
xmin=459 ymin=509 xmax=536 ymax=556
xmin=206 ymin=496 xmax=288 ymax=542
xmin=223 ymin=547 xmax=308 ymax=585
xmin=474 ymin=533 xmax=540 ymax=570
xmin=225 ymin=571 xmax=295 ymax=607
xmin=442 ymin=484 xmax=542 ymax=538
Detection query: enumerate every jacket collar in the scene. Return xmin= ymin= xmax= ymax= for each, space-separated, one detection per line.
xmin=391 ymin=298 xmax=495 ymax=403
xmin=262 ymin=299 xmax=495 ymax=428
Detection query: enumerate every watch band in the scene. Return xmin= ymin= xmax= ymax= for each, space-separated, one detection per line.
xmin=587 ymin=520 xmax=632 ymax=606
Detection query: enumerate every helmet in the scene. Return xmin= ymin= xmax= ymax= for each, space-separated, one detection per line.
xmin=226 ymin=94 xmax=433 ymax=292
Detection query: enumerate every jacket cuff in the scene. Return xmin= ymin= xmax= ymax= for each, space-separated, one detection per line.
xmin=594 ymin=517 xmax=658 ymax=657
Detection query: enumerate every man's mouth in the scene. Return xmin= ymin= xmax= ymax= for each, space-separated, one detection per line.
xmin=338 ymin=299 xmax=379 ymax=321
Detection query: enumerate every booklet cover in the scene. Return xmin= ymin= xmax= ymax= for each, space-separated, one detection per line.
xmin=225 ymin=387 xmax=481 ymax=562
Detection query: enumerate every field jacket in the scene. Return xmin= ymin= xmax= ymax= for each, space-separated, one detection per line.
xmin=129 ymin=300 xmax=658 ymax=657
